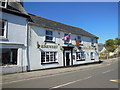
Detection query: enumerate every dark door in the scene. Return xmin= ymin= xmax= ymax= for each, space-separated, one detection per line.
xmin=66 ymin=53 xmax=70 ymax=66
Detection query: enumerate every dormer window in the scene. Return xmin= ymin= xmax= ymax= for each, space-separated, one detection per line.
xmin=0 ymin=0 xmax=7 ymax=8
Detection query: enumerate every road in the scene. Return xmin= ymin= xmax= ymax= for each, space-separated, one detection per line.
xmin=2 ymin=58 xmax=119 ymax=89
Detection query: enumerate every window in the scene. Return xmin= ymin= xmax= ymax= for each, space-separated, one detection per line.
xmin=77 ymin=36 xmax=81 ymax=42
xmin=0 ymin=19 xmax=7 ymax=38
xmin=91 ymin=52 xmax=95 ymax=60
xmin=77 ymin=36 xmax=83 ymax=46
xmin=76 ymin=52 xmax=85 ymax=61
xmin=0 ymin=0 xmax=7 ymax=8
xmin=0 ymin=48 xmax=18 ymax=66
xmin=64 ymin=33 xmax=70 ymax=43
xmin=45 ymin=30 xmax=53 ymax=41
xmin=91 ymin=39 xmax=94 ymax=47
xmin=41 ymin=52 xmax=57 ymax=63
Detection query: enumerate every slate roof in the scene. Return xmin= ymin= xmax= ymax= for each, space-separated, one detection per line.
xmin=7 ymin=1 xmax=28 ymax=15
xmin=98 ymin=44 xmax=104 ymax=52
xmin=1 ymin=1 xmax=99 ymax=39
xmin=0 ymin=1 xmax=28 ymax=17
xmin=29 ymin=14 xmax=99 ymax=39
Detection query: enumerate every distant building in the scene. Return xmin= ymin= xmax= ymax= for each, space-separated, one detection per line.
xmin=98 ymin=44 xmax=106 ymax=53
xmin=0 ymin=0 xmax=99 ymax=74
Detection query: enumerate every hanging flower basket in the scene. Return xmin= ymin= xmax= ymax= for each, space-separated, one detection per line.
xmin=73 ymin=47 xmax=77 ymax=52
xmin=60 ymin=47 xmax=64 ymax=51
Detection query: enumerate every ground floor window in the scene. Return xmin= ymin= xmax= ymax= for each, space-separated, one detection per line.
xmin=41 ymin=52 xmax=57 ymax=63
xmin=0 ymin=48 xmax=18 ymax=66
xmin=76 ymin=52 xmax=85 ymax=61
xmin=91 ymin=52 xmax=95 ymax=60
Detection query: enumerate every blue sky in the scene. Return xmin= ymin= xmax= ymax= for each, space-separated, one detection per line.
xmin=24 ymin=2 xmax=118 ymax=44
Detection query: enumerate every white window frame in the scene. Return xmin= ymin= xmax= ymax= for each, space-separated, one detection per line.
xmin=91 ymin=52 xmax=95 ymax=60
xmin=0 ymin=19 xmax=8 ymax=39
xmin=77 ymin=36 xmax=81 ymax=42
xmin=76 ymin=52 xmax=85 ymax=61
xmin=41 ymin=51 xmax=58 ymax=63
xmin=0 ymin=48 xmax=18 ymax=66
xmin=64 ymin=33 xmax=70 ymax=43
xmin=0 ymin=0 xmax=7 ymax=8
xmin=77 ymin=36 xmax=83 ymax=45
xmin=91 ymin=39 xmax=94 ymax=47
xmin=45 ymin=30 xmax=53 ymax=41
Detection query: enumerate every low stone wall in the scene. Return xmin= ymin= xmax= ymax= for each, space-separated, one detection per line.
xmin=1 ymin=65 xmax=27 ymax=75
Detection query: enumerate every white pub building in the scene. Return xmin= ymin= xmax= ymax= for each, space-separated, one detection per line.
xmin=0 ymin=0 xmax=99 ymax=74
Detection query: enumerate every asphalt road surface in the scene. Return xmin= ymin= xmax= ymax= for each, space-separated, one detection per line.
xmin=2 ymin=58 xmax=119 ymax=89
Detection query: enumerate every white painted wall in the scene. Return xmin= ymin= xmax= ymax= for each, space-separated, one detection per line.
xmin=0 ymin=11 xmax=28 ymax=74
xmin=29 ymin=24 xmax=99 ymax=70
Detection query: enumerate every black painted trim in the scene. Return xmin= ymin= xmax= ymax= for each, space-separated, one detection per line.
xmin=44 ymin=40 xmax=55 ymax=43
xmin=76 ymin=59 xmax=85 ymax=61
xmin=41 ymin=62 xmax=58 ymax=64
xmin=0 ymin=7 xmax=29 ymax=18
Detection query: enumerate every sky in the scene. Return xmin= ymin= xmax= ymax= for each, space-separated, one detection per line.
xmin=24 ymin=2 xmax=118 ymax=44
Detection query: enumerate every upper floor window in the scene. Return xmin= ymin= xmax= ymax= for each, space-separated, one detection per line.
xmin=96 ymin=39 xmax=98 ymax=43
xmin=77 ymin=36 xmax=84 ymax=45
xmin=0 ymin=19 xmax=7 ymax=38
xmin=77 ymin=36 xmax=81 ymax=42
xmin=64 ymin=33 xmax=70 ymax=43
xmin=0 ymin=0 xmax=7 ymax=8
xmin=45 ymin=30 xmax=53 ymax=41
xmin=91 ymin=39 xmax=94 ymax=46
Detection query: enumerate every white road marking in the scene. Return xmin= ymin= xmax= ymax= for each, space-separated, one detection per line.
xmin=110 ymin=79 xmax=120 ymax=83
xmin=50 ymin=76 xmax=92 ymax=89
xmin=102 ymin=69 xmax=114 ymax=74
xmin=1 ymin=61 xmax=114 ymax=85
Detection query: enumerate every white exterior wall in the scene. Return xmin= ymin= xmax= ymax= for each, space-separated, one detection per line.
xmin=29 ymin=24 xmax=99 ymax=70
xmin=29 ymin=26 xmax=64 ymax=70
xmin=0 ymin=11 xmax=28 ymax=74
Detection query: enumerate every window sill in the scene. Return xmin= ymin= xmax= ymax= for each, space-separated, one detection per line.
xmin=91 ymin=45 xmax=96 ymax=47
xmin=1 ymin=64 xmax=18 ymax=67
xmin=44 ymin=40 xmax=55 ymax=43
xmin=76 ymin=59 xmax=85 ymax=61
xmin=41 ymin=62 xmax=59 ymax=64
xmin=64 ymin=43 xmax=72 ymax=44
xmin=0 ymin=37 xmax=8 ymax=40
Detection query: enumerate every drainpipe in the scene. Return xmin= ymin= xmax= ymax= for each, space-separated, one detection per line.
xmin=26 ymin=20 xmax=30 ymax=72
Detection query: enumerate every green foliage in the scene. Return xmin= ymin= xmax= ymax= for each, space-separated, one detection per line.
xmin=105 ymin=39 xmax=114 ymax=46
xmin=104 ymin=38 xmax=120 ymax=52
xmin=106 ymin=45 xmax=116 ymax=52
xmin=114 ymin=38 xmax=120 ymax=45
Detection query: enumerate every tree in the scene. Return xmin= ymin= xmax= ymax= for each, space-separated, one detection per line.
xmin=114 ymin=38 xmax=120 ymax=45
xmin=105 ymin=39 xmax=114 ymax=46
xmin=105 ymin=39 xmax=116 ymax=52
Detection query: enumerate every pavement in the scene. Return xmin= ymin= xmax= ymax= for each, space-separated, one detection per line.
xmin=1 ymin=57 xmax=119 ymax=85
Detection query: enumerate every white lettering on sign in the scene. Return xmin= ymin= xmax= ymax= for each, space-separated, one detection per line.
xmin=40 ymin=45 xmax=58 ymax=48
